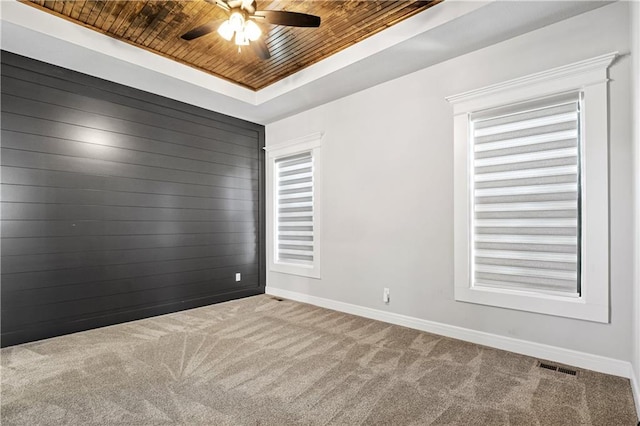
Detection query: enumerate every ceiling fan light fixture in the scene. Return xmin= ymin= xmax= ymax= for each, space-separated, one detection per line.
xmin=181 ymin=0 xmax=321 ymax=61
xmin=245 ymin=20 xmax=261 ymax=41
xmin=228 ymin=11 xmax=245 ymax=32
xmin=217 ymin=20 xmax=234 ymax=41
xmin=235 ymin=31 xmax=250 ymax=46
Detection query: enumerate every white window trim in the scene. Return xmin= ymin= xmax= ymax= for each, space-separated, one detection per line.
xmin=265 ymin=133 xmax=323 ymax=279
xmin=446 ymin=52 xmax=617 ymax=323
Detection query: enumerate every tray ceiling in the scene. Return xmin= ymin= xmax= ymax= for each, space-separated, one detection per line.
xmin=22 ymin=0 xmax=441 ymax=91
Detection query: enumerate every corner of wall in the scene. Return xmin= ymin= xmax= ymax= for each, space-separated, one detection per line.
xmin=631 ymin=0 xmax=640 ymax=420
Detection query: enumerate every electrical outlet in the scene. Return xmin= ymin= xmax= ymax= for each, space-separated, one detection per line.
xmin=383 ymin=288 xmax=390 ymax=304
xmin=235 ymin=273 xmax=241 ymax=282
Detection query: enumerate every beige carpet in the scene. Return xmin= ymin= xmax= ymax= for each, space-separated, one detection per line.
xmin=1 ymin=295 xmax=637 ymax=425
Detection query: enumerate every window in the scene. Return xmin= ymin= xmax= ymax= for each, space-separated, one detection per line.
xmin=275 ymin=152 xmax=314 ymax=266
xmin=471 ymin=94 xmax=582 ymax=297
xmin=447 ymin=53 xmax=617 ymax=322
xmin=266 ymin=133 xmax=322 ymax=278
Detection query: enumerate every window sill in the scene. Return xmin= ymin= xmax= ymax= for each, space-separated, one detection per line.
xmin=270 ymin=262 xmax=320 ymax=279
xmin=455 ymin=285 xmax=608 ymax=323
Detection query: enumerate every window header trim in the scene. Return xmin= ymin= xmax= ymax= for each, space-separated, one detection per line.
xmin=446 ymin=52 xmax=617 ymax=115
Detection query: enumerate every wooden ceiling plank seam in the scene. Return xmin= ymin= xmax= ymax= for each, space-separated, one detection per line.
xmin=186 ymin=32 xmax=260 ymax=74
xmin=61 ymin=0 xmax=73 ymax=16
xmin=150 ymin=0 xmax=206 ymax=52
xmin=351 ymin=4 xmax=430 ymax=43
xmin=52 ymin=0 xmax=64 ymax=14
xmin=139 ymin=1 xmax=184 ymax=47
xmin=321 ymin=2 xmax=429 ymax=48
xmin=69 ymin=0 xmax=87 ymax=21
xmin=146 ymin=1 xmax=199 ymax=51
xmin=82 ymin=1 xmax=102 ymax=26
xmin=78 ymin=0 xmax=95 ymax=22
xmin=42 ymin=0 xmax=56 ymax=12
xmin=105 ymin=1 xmax=136 ymax=34
xmin=128 ymin=1 xmax=166 ymax=43
xmin=163 ymin=1 xmax=214 ymax=57
xmin=378 ymin=0 xmax=438 ymax=30
xmin=98 ymin=1 xmax=127 ymax=32
xmin=93 ymin=0 xmax=119 ymax=29
xmin=87 ymin=1 xmax=104 ymax=23
xmin=176 ymin=16 xmax=244 ymax=66
xmin=88 ymin=0 xmax=109 ymax=27
xmin=112 ymin=1 xmax=149 ymax=38
xmin=198 ymin=33 xmax=274 ymax=77
xmin=214 ymin=52 xmax=264 ymax=81
xmin=188 ymin=30 xmax=264 ymax=76
xmin=77 ymin=0 xmax=91 ymax=23
xmin=179 ymin=23 xmax=234 ymax=66
xmin=137 ymin=1 xmax=184 ymax=45
xmin=120 ymin=1 xmax=154 ymax=41
xmin=199 ymin=57 xmax=259 ymax=84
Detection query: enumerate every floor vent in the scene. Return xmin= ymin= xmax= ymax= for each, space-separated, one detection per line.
xmin=538 ymin=361 xmax=578 ymax=376
xmin=539 ymin=362 xmax=558 ymax=372
xmin=557 ymin=367 xmax=577 ymax=376
xmin=270 ymin=297 xmax=284 ymax=301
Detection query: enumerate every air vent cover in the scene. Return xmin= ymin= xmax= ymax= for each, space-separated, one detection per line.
xmin=538 ymin=361 xmax=578 ymax=376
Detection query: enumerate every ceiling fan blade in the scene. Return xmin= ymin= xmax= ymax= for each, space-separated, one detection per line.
xmin=180 ymin=20 xmax=220 ymax=41
xmin=204 ymin=0 xmax=230 ymax=12
xmin=251 ymin=38 xmax=271 ymax=60
xmin=253 ymin=10 xmax=320 ymax=27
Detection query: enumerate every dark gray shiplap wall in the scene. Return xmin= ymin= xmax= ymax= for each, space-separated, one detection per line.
xmin=1 ymin=51 xmax=266 ymax=347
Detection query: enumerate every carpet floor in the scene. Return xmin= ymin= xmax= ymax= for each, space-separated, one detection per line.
xmin=1 ymin=295 xmax=637 ymax=425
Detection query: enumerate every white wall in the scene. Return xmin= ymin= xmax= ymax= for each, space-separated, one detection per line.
xmin=266 ymin=3 xmax=633 ymax=364
xmin=631 ymin=0 xmax=640 ymax=415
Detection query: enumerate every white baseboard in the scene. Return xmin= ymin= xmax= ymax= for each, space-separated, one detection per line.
xmin=266 ymin=286 xmax=633 ymax=381
xmin=631 ymin=366 xmax=640 ymax=421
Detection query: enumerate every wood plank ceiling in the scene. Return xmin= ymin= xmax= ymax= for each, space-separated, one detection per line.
xmin=22 ymin=1 xmax=441 ymax=91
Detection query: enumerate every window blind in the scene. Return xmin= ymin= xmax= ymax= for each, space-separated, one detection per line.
xmin=275 ymin=152 xmax=314 ymax=266
xmin=471 ymin=94 xmax=581 ymax=296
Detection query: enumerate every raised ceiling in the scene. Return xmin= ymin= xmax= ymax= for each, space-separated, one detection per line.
xmin=22 ymin=0 xmax=441 ymax=90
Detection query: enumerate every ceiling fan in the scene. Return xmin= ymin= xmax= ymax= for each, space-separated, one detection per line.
xmin=180 ymin=0 xmax=321 ymax=60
